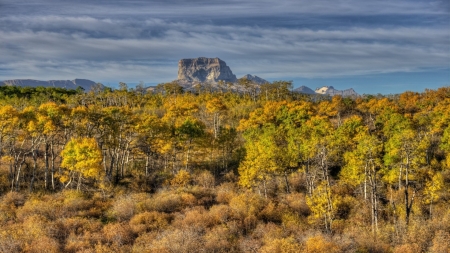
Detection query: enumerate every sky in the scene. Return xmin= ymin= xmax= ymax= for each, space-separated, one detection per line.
xmin=0 ymin=0 xmax=449 ymax=94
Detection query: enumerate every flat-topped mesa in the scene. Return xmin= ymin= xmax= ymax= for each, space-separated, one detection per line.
xmin=178 ymin=57 xmax=237 ymax=83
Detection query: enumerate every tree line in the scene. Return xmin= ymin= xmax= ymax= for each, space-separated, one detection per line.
xmin=0 ymin=84 xmax=449 ymax=252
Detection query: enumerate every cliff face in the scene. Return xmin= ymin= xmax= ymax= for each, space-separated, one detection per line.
xmin=178 ymin=57 xmax=237 ymax=83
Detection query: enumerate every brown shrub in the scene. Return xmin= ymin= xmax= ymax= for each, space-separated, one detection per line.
xmin=215 ymin=182 xmax=237 ymax=204
xmin=288 ymin=172 xmax=307 ymax=193
xmin=284 ymin=192 xmax=310 ymax=216
xmin=50 ymin=217 xmax=103 ymax=246
xmin=173 ymin=206 xmax=213 ymax=231
xmin=138 ymin=191 xmax=183 ymax=213
xmin=180 ymin=192 xmax=197 ymax=207
xmin=239 ymin=236 xmax=262 ymax=253
xmin=303 ymin=234 xmax=341 ymax=253
xmin=61 ymin=190 xmax=95 ymax=217
xmin=0 ymin=231 xmax=22 ymax=253
xmin=185 ymin=186 xmax=216 ymax=206
xmin=95 ymin=242 xmax=132 ymax=253
xmin=229 ymin=191 xmax=266 ymax=219
xmin=110 ymin=195 xmax=138 ymax=221
xmin=2 ymin=191 xmax=26 ymax=207
xmin=281 ymin=211 xmax=304 ymax=233
xmin=16 ymin=195 xmax=64 ymax=221
xmin=252 ymin=222 xmax=285 ymax=242
xmin=429 ymin=230 xmax=450 ymax=253
xmin=393 ymin=243 xmax=422 ymax=253
xmin=24 ymin=236 xmax=60 ymax=253
xmin=142 ymin=228 xmax=203 ymax=253
xmin=0 ymin=191 xmax=25 ymax=223
xmin=259 ymin=201 xmax=285 ymax=223
xmin=260 ymin=236 xmax=300 ymax=253
xmin=131 ymin=232 xmax=159 ymax=253
xmin=209 ymin=204 xmax=234 ymax=225
xmin=22 ymin=214 xmax=49 ymax=239
xmin=64 ymin=232 xmax=91 ymax=253
xmin=203 ymin=226 xmax=237 ymax=253
xmin=102 ymin=222 xmax=134 ymax=247
xmin=403 ymin=218 xmax=434 ymax=251
xmin=108 ymin=193 xmax=151 ymax=221
xmin=62 ymin=231 xmax=103 ymax=253
xmin=129 ymin=211 xmax=170 ymax=234
xmin=193 ymin=170 xmax=215 ymax=188
xmin=350 ymin=227 xmax=392 ymax=253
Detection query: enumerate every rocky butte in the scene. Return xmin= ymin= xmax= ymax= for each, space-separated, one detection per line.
xmin=177 ymin=57 xmax=237 ymax=83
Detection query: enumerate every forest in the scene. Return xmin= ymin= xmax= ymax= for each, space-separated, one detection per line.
xmin=0 ymin=82 xmax=449 ymax=253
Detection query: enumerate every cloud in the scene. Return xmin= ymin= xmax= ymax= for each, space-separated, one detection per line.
xmin=0 ymin=0 xmax=448 ymax=87
xmin=1 ymin=0 xmax=446 ymax=18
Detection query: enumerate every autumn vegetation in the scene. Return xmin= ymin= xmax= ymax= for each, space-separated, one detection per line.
xmin=0 ymin=83 xmax=449 ymax=252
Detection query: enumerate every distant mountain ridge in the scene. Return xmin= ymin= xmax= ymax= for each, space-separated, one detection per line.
xmin=2 ymin=59 xmax=359 ymax=97
xmin=175 ymin=57 xmax=358 ymax=96
xmin=313 ymin=86 xmax=358 ymax=97
xmin=293 ymin=86 xmax=316 ymax=94
xmin=240 ymin=74 xmax=268 ymax=84
xmin=0 ymin=79 xmax=99 ymax=91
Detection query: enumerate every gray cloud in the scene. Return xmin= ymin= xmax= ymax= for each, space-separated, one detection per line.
xmin=0 ymin=0 xmax=448 ymax=91
xmin=1 ymin=0 xmax=446 ymax=17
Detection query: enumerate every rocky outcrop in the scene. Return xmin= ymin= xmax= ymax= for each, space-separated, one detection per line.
xmin=239 ymin=74 xmax=268 ymax=84
xmin=178 ymin=57 xmax=237 ymax=83
xmin=1 ymin=78 xmax=99 ymax=91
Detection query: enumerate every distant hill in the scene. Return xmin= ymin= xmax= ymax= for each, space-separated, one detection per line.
xmin=0 ymin=79 xmax=100 ymax=91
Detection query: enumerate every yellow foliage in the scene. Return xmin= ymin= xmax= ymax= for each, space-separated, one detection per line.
xmin=61 ymin=137 xmax=103 ymax=179
xmin=170 ymin=170 xmax=192 ymax=188
xmin=423 ymin=172 xmax=444 ymax=205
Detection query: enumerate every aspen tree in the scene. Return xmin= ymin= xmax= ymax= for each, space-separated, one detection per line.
xmin=60 ymin=137 xmax=103 ymax=191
